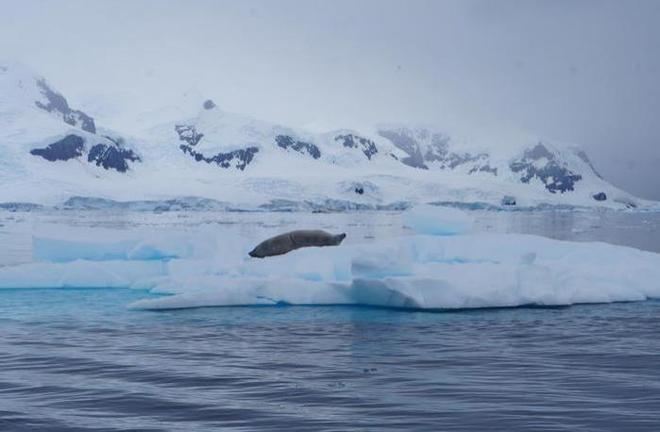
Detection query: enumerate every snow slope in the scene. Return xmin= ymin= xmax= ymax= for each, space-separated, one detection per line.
xmin=0 ymin=62 xmax=652 ymax=210
xmin=0 ymin=62 xmax=142 ymax=204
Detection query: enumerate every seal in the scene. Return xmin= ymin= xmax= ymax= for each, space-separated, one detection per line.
xmin=248 ymin=230 xmax=346 ymax=258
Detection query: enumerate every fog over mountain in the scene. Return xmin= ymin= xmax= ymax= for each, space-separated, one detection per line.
xmin=1 ymin=0 xmax=658 ymax=199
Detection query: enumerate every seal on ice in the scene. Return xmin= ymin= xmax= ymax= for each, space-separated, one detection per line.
xmin=248 ymin=230 xmax=346 ymax=258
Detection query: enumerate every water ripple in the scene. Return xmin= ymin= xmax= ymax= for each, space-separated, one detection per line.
xmin=1 ymin=289 xmax=660 ymax=431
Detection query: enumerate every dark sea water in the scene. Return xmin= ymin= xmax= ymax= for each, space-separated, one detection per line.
xmin=1 ymin=209 xmax=660 ymax=431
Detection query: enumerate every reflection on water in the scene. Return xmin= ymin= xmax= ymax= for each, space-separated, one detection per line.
xmin=1 ymin=288 xmax=660 ymax=431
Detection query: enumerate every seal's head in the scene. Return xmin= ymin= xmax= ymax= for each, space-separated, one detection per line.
xmin=248 ymin=245 xmax=266 ymax=258
xmin=333 ymin=233 xmax=347 ymax=245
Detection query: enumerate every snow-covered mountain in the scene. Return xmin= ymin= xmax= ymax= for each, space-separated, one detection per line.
xmin=0 ymin=63 xmax=142 ymax=195
xmin=0 ymin=63 xmax=650 ymax=210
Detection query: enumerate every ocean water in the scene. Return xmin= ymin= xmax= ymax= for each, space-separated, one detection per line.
xmin=1 ymin=209 xmax=660 ymax=431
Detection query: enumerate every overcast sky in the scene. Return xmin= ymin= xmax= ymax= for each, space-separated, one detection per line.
xmin=1 ymin=0 xmax=658 ymax=199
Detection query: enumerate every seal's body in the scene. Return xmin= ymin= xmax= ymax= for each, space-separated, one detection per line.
xmin=249 ymin=230 xmax=346 ymax=258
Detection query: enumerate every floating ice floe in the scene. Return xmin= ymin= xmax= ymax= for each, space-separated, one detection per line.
xmin=403 ymin=204 xmax=474 ymax=235
xmin=0 ymin=206 xmax=659 ymax=310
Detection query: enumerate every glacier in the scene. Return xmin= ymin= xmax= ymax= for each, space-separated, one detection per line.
xmin=1 ymin=206 xmax=659 ymax=311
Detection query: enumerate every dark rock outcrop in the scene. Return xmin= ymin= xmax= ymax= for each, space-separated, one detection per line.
xmin=423 ymin=132 xmax=450 ymax=163
xmin=175 ymin=125 xmax=204 ymax=146
xmin=615 ymin=198 xmax=637 ymax=209
xmin=576 ymin=150 xmax=602 ymax=179
xmin=335 ymin=134 xmax=378 ymax=160
xmin=501 ymin=195 xmax=517 ymax=206
xmin=0 ymin=202 xmax=44 ymax=212
xmin=510 ymin=143 xmax=582 ymax=193
xmin=344 ymin=181 xmax=378 ymax=198
xmin=30 ymin=133 xmax=139 ymax=172
xmin=378 ymin=129 xmax=427 ymax=169
xmin=203 ymin=99 xmax=216 ymax=110
xmin=88 ymin=143 xmax=140 ymax=172
xmin=34 ymin=79 xmax=96 ymax=134
xmin=180 ymin=144 xmax=258 ymax=170
xmin=469 ymin=164 xmax=498 ymax=175
xmin=592 ymin=192 xmax=607 ymax=201
xmin=377 ymin=128 xmax=495 ymax=174
xmin=275 ymin=135 xmax=321 ymax=159
xmin=443 ymin=152 xmax=491 ymax=171
xmin=30 ymin=134 xmax=85 ymax=161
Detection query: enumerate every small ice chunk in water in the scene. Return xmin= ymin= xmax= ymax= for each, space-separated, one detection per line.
xmin=403 ymin=205 xmax=474 ymax=236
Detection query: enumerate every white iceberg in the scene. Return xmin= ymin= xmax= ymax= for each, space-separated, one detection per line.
xmin=1 ymin=206 xmax=658 ymax=311
xmin=128 ymin=233 xmax=659 ymax=310
xmin=403 ymin=204 xmax=474 ymax=235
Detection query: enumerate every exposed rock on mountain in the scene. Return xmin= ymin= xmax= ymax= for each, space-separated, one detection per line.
xmin=34 ymin=79 xmax=96 ymax=134
xmin=88 ymin=142 xmax=140 ymax=172
xmin=335 ymin=134 xmax=378 ymax=160
xmin=179 ymin=144 xmax=258 ymax=170
xmin=275 ymin=135 xmax=321 ymax=159
xmin=175 ymin=124 xmax=204 ymax=146
xmin=377 ymin=127 xmax=497 ymax=175
xmin=30 ymin=134 xmax=85 ymax=161
xmin=203 ymin=99 xmax=216 ymax=110
xmin=593 ymin=192 xmax=607 ymax=201
xmin=510 ymin=143 xmax=582 ymax=193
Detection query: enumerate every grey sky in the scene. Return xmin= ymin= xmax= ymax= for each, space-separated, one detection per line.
xmin=1 ymin=0 xmax=658 ymax=199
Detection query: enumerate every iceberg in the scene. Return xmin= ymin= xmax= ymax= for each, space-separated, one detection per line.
xmin=127 ymin=233 xmax=659 ymax=310
xmin=1 ymin=207 xmax=659 ymax=311
xmin=1 ymin=234 xmax=657 ymax=311
xmin=403 ymin=204 xmax=474 ymax=235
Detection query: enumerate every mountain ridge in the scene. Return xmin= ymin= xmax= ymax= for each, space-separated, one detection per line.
xmin=0 ymin=62 xmax=651 ymax=211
